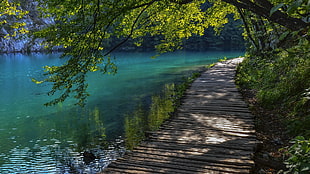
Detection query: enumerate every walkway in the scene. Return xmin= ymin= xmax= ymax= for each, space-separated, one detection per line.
xmin=102 ymin=58 xmax=256 ymax=173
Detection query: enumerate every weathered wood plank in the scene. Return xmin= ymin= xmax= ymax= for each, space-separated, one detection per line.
xmin=101 ymin=58 xmax=256 ymax=174
xmin=133 ymin=146 xmax=253 ymax=158
xmin=149 ymin=129 xmax=256 ymax=140
xmin=159 ymin=120 xmax=255 ymax=131
xmin=177 ymin=109 xmax=254 ymax=118
xmin=128 ymin=155 xmax=251 ymax=172
xmin=139 ymin=141 xmax=255 ymax=152
xmin=111 ymin=156 xmax=251 ymax=173
xmin=147 ymin=136 xmax=257 ymax=147
xmin=143 ymin=141 xmax=256 ymax=151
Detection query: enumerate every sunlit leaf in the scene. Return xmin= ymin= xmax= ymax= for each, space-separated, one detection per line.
xmin=270 ymin=3 xmax=284 ymax=16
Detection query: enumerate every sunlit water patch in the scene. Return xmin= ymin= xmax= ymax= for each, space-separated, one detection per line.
xmin=0 ymin=51 xmax=244 ymax=173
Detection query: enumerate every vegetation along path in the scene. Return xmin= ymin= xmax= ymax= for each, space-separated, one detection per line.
xmin=103 ymin=58 xmax=257 ymax=173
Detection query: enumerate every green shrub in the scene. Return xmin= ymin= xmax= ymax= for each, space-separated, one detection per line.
xmin=281 ymin=136 xmax=310 ymax=174
xmin=148 ymin=84 xmax=175 ymax=131
xmin=124 ymin=106 xmax=146 ymax=150
xmin=236 ymin=39 xmax=310 ymax=137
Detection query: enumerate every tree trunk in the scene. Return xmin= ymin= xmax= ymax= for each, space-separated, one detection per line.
xmin=237 ymin=7 xmax=258 ymax=49
xmin=222 ymin=0 xmax=309 ymax=31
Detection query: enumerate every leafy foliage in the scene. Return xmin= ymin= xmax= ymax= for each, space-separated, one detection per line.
xmin=281 ymin=136 xmax=310 ymax=174
xmin=237 ymin=36 xmax=310 ymax=135
xmin=124 ymin=106 xmax=146 ymax=150
xmin=270 ymin=0 xmax=310 ymax=17
xmin=0 ymin=0 xmax=29 ymax=39
xmin=31 ymin=0 xmax=240 ymax=106
xmin=236 ymin=1 xmax=309 ymax=166
xmin=148 ymin=84 xmax=176 ymax=131
xmin=235 ymin=1 xmax=309 ymax=172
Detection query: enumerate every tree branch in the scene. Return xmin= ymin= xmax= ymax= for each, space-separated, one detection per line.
xmin=104 ymin=3 xmax=153 ymax=56
xmin=131 ymin=0 xmax=158 ymax=10
xmin=237 ymin=7 xmax=258 ymax=49
xmin=170 ymin=0 xmax=194 ymax=5
xmin=222 ymin=0 xmax=309 ymax=31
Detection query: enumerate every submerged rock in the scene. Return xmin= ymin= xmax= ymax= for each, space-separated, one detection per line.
xmin=83 ymin=151 xmax=97 ymax=165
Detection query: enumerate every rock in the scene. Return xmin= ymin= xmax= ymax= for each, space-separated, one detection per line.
xmin=83 ymin=151 xmax=97 ymax=164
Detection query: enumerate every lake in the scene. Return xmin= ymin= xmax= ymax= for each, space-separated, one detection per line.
xmin=0 ymin=51 xmax=244 ymax=173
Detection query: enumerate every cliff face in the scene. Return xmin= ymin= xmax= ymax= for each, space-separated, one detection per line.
xmin=0 ymin=33 xmax=46 ymax=53
xmin=0 ymin=0 xmax=53 ymax=53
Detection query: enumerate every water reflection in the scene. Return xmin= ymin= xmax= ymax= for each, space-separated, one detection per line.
xmin=0 ymin=106 xmax=125 ymax=174
xmin=0 ymin=139 xmax=125 ymax=173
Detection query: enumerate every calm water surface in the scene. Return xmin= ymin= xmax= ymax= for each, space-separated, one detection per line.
xmin=0 ymin=51 xmax=244 ymax=173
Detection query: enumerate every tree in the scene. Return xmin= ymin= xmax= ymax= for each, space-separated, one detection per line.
xmin=222 ymin=0 xmax=309 ymax=31
xmin=0 ymin=0 xmax=29 ymax=39
xmin=29 ymin=0 xmax=308 ymax=106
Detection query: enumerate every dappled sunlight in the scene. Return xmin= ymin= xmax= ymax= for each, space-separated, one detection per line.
xmin=104 ymin=58 xmax=256 ymax=173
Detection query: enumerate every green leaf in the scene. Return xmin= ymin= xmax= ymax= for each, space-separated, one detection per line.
xmin=296 ymin=136 xmax=306 ymax=141
xmin=279 ymin=31 xmax=290 ymax=41
xmin=287 ymin=0 xmax=303 ymax=15
xmin=300 ymin=163 xmax=310 ymax=172
xmin=270 ymin=3 xmax=284 ymax=16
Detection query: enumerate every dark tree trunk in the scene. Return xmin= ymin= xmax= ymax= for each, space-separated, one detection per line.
xmin=222 ymin=0 xmax=309 ymax=31
xmin=237 ymin=8 xmax=258 ymax=49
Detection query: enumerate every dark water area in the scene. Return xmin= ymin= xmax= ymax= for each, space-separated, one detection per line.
xmin=0 ymin=51 xmax=244 ymax=173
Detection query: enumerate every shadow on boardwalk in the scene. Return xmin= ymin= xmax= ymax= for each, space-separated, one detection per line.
xmin=102 ymin=58 xmax=256 ymax=174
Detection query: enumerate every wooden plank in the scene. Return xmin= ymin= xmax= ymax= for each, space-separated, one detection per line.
xmin=139 ymin=141 xmax=255 ymax=152
xmin=180 ymin=106 xmax=252 ymax=113
xmin=101 ymin=58 xmax=255 ymax=174
xmin=147 ymin=136 xmax=257 ymax=147
xmin=127 ymin=150 xmax=254 ymax=166
xmin=134 ymin=145 xmax=253 ymax=158
xmin=112 ymin=156 xmax=251 ymax=173
xmin=180 ymin=101 xmax=249 ymax=107
xmin=150 ymin=129 xmax=256 ymax=139
xmin=142 ymin=141 xmax=256 ymax=151
xmin=107 ymin=162 xmax=199 ymax=174
xmin=159 ymin=120 xmax=255 ymax=131
xmin=177 ymin=109 xmax=254 ymax=117
xmin=128 ymin=155 xmax=251 ymax=172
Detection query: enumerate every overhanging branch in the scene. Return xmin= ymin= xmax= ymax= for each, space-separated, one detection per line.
xmin=222 ymin=0 xmax=309 ymax=31
xmin=104 ymin=3 xmax=153 ymax=56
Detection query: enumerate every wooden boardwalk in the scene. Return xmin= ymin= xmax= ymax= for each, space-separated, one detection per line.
xmin=102 ymin=58 xmax=256 ymax=173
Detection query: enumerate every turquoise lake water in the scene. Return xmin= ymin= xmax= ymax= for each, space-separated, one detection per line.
xmin=0 ymin=51 xmax=244 ymax=173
